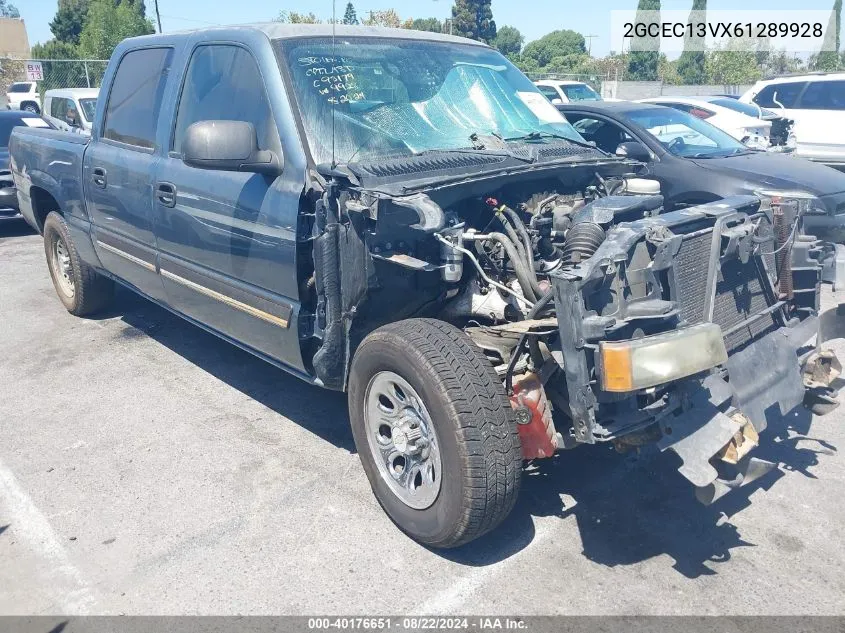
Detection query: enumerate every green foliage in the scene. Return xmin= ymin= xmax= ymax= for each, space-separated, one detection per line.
xmin=493 ymin=25 xmax=523 ymax=57
xmin=705 ymin=43 xmax=762 ymax=85
xmin=49 ymin=0 xmax=90 ymax=44
xmin=362 ymin=9 xmax=402 ymax=27
xmin=276 ymin=11 xmax=322 ymax=24
xmin=522 ymin=30 xmax=586 ymax=68
xmin=78 ymin=0 xmax=154 ymax=60
xmin=342 ymin=2 xmax=358 ymax=25
xmin=452 ymin=0 xmax=496 ymax=44
xmin=814 ymin=0 xmax=842 ymax=71
xmin=0 ymin=0 xmax=20 ymax=18
xmin=410 ymin=17 xmax=443 ymax=33
xmin=676 ymin=0 xmax=706 ymax=84
xmin=627 ymin=0 xmax=660 ymax=81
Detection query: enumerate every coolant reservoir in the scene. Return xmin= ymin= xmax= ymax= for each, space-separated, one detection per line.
xmin=510 ymin=372 xmax=558 ymax=459
xmin=622 ymin=178 xmax=661 ymax=195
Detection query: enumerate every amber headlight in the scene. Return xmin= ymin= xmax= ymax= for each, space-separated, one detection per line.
xmin=599 ymin=323 xmax=728 ymax=393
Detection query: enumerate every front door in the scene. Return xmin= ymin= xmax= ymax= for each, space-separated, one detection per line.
xmin=84 ymin=47 xmax=174 ymax=301
xmin=153 ymin=43 xmax=301 ymax=368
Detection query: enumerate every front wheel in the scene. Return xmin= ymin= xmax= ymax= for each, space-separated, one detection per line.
xmin=21 ymin=103 xmax=40 ymax=114
xmin=348 ymin=318 xmax=522 ymax=548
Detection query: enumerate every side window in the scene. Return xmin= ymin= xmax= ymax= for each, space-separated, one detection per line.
xmin=173 ymin=45 xmax=280 ymax=155
xmin=753 ymin=82 xmax=805 ymax=108
xmin=50 ymin=97 xmax=63 ymax=118
xmin=103 ymin=47 xmax=173 ymax=149
xmin=570 ymin=116 xmax=624 ymax=153
xmin=796 ymin=80 xmax=845 ymax=110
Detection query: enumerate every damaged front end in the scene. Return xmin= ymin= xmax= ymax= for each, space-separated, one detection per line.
xmin=303 ymin=157 xmax=841 ymax=506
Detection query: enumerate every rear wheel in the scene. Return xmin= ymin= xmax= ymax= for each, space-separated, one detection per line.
xmin=43 ymin=211 xmax=113 ymax=316
xmin=21 ymin=102 xmax=39 ymax=114
xmin=349 ymin=318 xmax=522 ymax=548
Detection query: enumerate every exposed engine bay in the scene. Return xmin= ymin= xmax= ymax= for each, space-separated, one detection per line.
xmin=304 ymin=157 xmax=841 ymax=504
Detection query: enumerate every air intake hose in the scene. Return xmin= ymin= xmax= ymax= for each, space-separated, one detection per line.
xmin=561 ymin=222 xmax=606 ymax=267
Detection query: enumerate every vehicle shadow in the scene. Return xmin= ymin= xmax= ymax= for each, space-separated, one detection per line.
xmin=439 ymin=399 xmax=835 ymax=576
xmin=99 ymin=287 xmax=836 ymax=576
xmin=0 ymin=219 xmax=36 ymax=238
xmin=104 ymin=286 xmax=355 ymax=452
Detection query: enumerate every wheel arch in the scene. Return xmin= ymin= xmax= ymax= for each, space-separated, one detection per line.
xmin=30 ymin=186 xmax=61 ymax=234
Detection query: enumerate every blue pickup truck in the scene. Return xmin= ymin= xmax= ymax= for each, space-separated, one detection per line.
xmin=10 ymin=24 xmax=842 ymax=547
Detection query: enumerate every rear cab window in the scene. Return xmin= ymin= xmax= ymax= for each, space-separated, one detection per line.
xmin=102 ymin=47 xmax=174 ymax=150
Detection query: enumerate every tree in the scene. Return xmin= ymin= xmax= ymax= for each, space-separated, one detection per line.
xmin=363 ymin=9 xmax=402 ymax=28
xmin=78 ymin=0 xmax=154 ymax=60
xmin=676 ymin=0 xmax=706 ymax=84
xmin=627 ymin=0 xmax=660 ymax=81
xmin=276 ymin=11 xmax=322 ymax=24
xmin=493 ymin=25 xmax=523 ymax=57
xmin=342 ymin=2 xmax=358 ymax=25
xmin=410 ymin=17 xmax=443 ymax=33
xmin=814 ymin=0 xmax=841 ymax=71
xmin=452 ymin=0 xmax=496 ymax=44
xmin=521 ymin=30 xmax=586 ymax=68
xmin=705 ymin=42 xmax=762 ymax=85
xmin=0 ymin=0 xmax=20 ymax=18
xmin=50 ymin=0 xmax=90 ymax=45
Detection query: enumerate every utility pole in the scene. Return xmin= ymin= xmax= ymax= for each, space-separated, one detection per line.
xmin=154 ymin=0 xmax=162 ymax=33
xmin=584 ymin=34 xmax=598 ymax=56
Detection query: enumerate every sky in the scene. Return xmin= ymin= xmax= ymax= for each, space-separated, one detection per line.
xmin=18 ymin=0 xmax=843 ymax=59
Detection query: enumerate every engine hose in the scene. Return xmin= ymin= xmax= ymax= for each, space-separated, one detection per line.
xmin=505 ymin=290 xmax=556 ymax=395
xmin=485 ymin=232 xmax=540 ymax=303
xmin=499 ymin=219 xmax=530 ymax=272
xmin=561 ymin=222 xmax=606 ymax=267
xmin=503 ymin=207 xmax=537 ymax=277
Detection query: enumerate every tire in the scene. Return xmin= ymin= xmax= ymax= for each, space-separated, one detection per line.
xmin=21 ymin=102 xmax=40 ymax=114
xmin=43 ymin=211 xmax=113 ymax=316
xmin=348 ymin=318 xmax=522 ymax=548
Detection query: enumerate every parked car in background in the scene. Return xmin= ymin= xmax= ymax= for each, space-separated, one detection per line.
xmin=1 ymin=110 xmax=52 ymax=223
xmin=558 ymin=101 xmax=845 ymax=241
xmin=740 ymin=72 xmax=845 ymax=168
xmin=638 ymin=95 xmax=795 ymax=152
xmin=43 ymin=88 xmax=99 ymax=135
xmin=534 ymin=79 xmax=602 ymax=104
xmin=12 ymin=24 xmax=841 ymax=547
xmin=5 ymin=81 xmax=41 ymax=113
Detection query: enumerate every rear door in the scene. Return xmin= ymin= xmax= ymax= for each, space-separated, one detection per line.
xmin=84 ymin=47 xmax=173 ymax=301
xmin=152 ymin=42 xmax=301 ymax=367
xmin=790 ymin=79 xmax=845 ymax=159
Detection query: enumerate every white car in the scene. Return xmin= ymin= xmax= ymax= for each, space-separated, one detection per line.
xmin=638 ymin=96 xmax=777 ymax=150
xmin=5 ymin=81 xmax=41 ymax=113
xmin=43 ymin=88 xmax=99 ymax=135
xmin=739 ymin=73 xmax=845 ymax=167
xmin=534 ymin=80 xmax=602 ymax=104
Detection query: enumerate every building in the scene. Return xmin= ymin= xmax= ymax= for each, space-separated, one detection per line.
xmin=0 ymin=18 xmax=30 ymax=58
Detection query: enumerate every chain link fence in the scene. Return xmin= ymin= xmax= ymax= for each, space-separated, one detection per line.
xmin=1 ymin=58 xmax=109 ymax=109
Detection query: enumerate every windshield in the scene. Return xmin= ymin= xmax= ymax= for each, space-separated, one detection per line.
xmin=562 ymin=84 xmax=601 ymax=101
xmin=708 ymin=97 xmax=775 ymax=118
xmin=8 ymin=83 xmax=32 ymax=93
xmin=79 ymin=98 xmax=97 ymax=122
xmin=276 ymin=37 xmax=586 ymax=165
xmin=627 ymin=107 xmax=748 ymax=158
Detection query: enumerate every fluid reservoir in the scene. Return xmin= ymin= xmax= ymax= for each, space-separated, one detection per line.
xmin=509 ymin=372 xmax=559 ymax=459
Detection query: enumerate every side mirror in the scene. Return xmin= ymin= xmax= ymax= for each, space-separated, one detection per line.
xmin=182 ymin=120 xmax=282 ymax=177
xmin=615 ymin=141 xmax=650 ymax=162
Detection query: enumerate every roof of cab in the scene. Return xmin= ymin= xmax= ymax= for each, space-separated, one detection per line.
xmin=123 ymin=23 xmax=489 ymax=47
xmin=44 ymin=88 xmax=99 ymax=100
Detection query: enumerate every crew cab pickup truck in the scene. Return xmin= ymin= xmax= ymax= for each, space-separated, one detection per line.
xmin=10 ymin=25 xmax=843 ymax=548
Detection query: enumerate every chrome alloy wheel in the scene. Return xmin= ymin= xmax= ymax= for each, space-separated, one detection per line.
xmin=52 ymin=237 xmax=75 ymax=298
xmin=364 ymin=371 xmax=442 ymax=509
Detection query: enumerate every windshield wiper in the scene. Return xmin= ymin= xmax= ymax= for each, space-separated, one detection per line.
xmin=505 ymin=130 xmax=602 ymax=151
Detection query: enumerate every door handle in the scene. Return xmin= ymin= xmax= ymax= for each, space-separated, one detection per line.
xmin=156 ymin=182 xmax=177 ymax=208
xmin=92 ymin=167 xmax=107 ymax=188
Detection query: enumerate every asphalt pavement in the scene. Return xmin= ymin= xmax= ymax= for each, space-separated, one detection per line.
xmin=1 ymin=221 xmax=844 ymax=615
